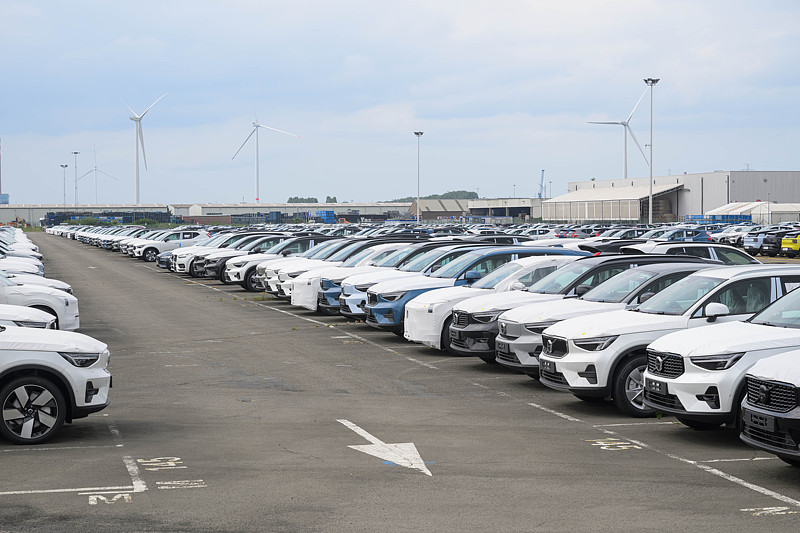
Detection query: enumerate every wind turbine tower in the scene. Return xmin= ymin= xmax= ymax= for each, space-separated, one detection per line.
xmin=232 ymin=115 xmax=299 ymax=203
xmin=588 ymin=88 xmax=649 ymax=179
xmin=127 ymin=93 xmax=167 ymax=204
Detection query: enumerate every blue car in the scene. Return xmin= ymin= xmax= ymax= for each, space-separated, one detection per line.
xmin=653 ymin=228 xmax=713 ymax=242
xmin=364 ymin=246 xmax=589 ymax=334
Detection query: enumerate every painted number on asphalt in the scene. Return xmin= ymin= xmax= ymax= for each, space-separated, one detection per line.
xmin=586 ymin=438 xmax=642 ymax=450
xmin=137 ymin=456 xmax=187 ymax=471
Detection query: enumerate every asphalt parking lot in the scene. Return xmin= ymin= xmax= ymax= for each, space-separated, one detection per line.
xmin=3 ymin=234 xmax=800 ymax=532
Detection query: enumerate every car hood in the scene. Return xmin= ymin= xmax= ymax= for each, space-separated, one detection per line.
xmin=0 ymin=326 xmax=107 ymax=353
xmin=370 ymin=276 xmax=456 ymax=294
xmin=500 ymin=299 xmax=625 ymax=323
xmin=407 ymin=286 xmax=492 ymax=306
xmin=648 ymin=321 xmax=800 ymax=357
xmin=342 ymin=270 xmax=421 ymax=287
xmin=0 ymin=304 xmax=55 ymax=323
xmin=7 ymin=284 xmax=68 ymax=299
xmin=259 ymin=257 xmax=319 ymax=271
xmin=747 ymin=350 xmax=800 ymax=386
xmin=454 ymin=291 xmax=564 ymax=314
xmin=301 ymin=265 xmax=384 ymax=283
xmin=229 ymin=252 xmax=280 ymax=265
xmin=11 ymin=275 xmax=70 ymax=291
xmin=545 ymin=309 xmax=686 ymax=339
xmin=205 ymin=250 xmax=248 ymax=261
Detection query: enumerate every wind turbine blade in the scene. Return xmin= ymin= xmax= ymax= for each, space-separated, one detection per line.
xmin=627 ymin=125 xmax=649 ymax=165
xmin=626 ymin=87 xmax=649 ymax=123
xmin=122 ymin=99 xmax=137 ymax=116
xmin=587 ymin=121 xmax=624 ymax=125
xmin=256 ymin=124 xmax=300 ymax=138
xmin=93 ymin=144 xmax=97 ymax=167
xmin=96 ymin=169 xmax=119 ymax=181
xmin=140 ymin=93 xmax=168 ymax=118
xmin=138 ymin=123 xmax=148 ymax=170
xmin=77 ymin=169 xmax=93 ymax=180
xmin=253 ymin=106 xmax=259 ymax=123
xmin=232 ymin=128 xmax=257 ymax=159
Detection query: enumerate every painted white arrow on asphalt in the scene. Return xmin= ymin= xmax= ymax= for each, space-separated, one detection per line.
xmin=337 ymin=419 xmax=432 ymax=476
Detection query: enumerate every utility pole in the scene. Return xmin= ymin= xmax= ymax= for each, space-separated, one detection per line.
xmin=72 ymin=151 xmax=80 ymax=204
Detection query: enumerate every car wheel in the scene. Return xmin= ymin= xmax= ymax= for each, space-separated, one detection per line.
xmin=219 ymin=270 xmax=236 ymax=285
xmin=440 ymin=316 xmax=453 ymax=353
xmin=143 ymin=248 xmax=158 ymax=262
xmin=612 ymin=356 xmax=655 ymax=417
xmin=31 ymin=306 xmax=59 ymax=329
xmin=0 ymin=376 xmax=66 ymax=444
xmin=675 ymin=417 xmax=721 ymax=430
xmin=189 ymin=260 xmax=202 ymax=278
xmin=243 ymin=268 xmax=261 ymax=292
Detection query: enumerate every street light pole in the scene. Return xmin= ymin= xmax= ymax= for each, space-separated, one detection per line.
xmin=72 ymin=151 xmax=80 ymax=204
xmin=414 ymin=131 xmax=423 ymax=223
xmin=60 ymin=164 xmax=68 ymax=206
xmin=644 ymin=78 xmax=659 ymax=224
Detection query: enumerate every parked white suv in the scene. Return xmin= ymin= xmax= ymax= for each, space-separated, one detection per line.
xmin=0 ymin=275 xmax=80 ymax=330
xmin=0 ymin=326 xmax=111 ymax=444
xmin=644 ymin=278 xmax=800 ymax=429
xmin=538 ymin=265 xmax=800 ymax=417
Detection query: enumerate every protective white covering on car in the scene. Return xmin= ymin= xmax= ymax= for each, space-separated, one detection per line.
xmin=0 ymin=326 xmax=106 ymax=353
xmin=0 ymin=304 xmax=56 ymax=325
xmin=747 ymin=350 xmax=800 ymax=386
xmin=648 ymin=322 xmax=800 ymax=358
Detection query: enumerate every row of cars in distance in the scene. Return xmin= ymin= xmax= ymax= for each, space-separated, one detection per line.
xmin=0 ymin=228 xmax=113 ymax=445
xmin=48 ymin=222 xmax=800 ymax=466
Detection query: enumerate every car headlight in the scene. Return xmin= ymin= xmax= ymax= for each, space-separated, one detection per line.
xmin=59 ymin=352 xmax=100 ymax=367
xmin=573 ymin=335 xmax=619 ymax=351
xmin=381 ymin=291 xmax=407 ymax=302
xmin=354 ymin=283 xmax=374 ymax=292
xmin=524 ymin=320 xmax=559 ymax=334
xmin=690 ymin=352 xmax=745 ymax=371
xmin=13 ymin=320 xmax=48 ymax=328
xmin=471 ymin=310 xmax=507 ymax=323
xmin=230 ymin=260 xmax=247 ymax=267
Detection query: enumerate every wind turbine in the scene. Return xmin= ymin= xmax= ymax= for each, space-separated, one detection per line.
xmin=588 ymin=88 xmax=649 ymax=179
xmin=126 ymin=93 xmax=167 ymax=204
xmin=232 ymin=114 xmax=299 ymax=203
xmin=77 ymin=145 xmax=118 ymax=204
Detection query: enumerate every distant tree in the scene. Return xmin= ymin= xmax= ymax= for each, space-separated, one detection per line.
xmin=326 ymin=196 xmax=337 ymax=203
xmin=386 ymin=190 xmax=478 ymax=202
xmin=287 ymin=196 xmax=319 ymax=203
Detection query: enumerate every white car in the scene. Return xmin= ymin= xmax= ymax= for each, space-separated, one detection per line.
xmin=0 ymin=275 xmax=80 ymax=330
xmin=495 ymin=262 xmax=715 ymax=377
xmin=0 ymin=304 xmax=58 ymax=328
xmin=132 ymin=230 xmax=205 ymax=262
xmin=644 ymin=279 xmax=800 ymax=429
xmin=739 ymin=350 xmax=800 ymax=466
xmin=0 ymin=327 xmax=111 ymax=444
xmin=539 ymin=265 xmax=800 ymax=417
xmin=5 ymin=272 xmax=72 ymax=294
xmin=403 ymin=256 xmax=578 ymax=351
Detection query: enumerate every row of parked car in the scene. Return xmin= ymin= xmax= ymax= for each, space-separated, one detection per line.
xmin=0 ymin=228 xmax=113 ymax=445
xmin=50 ymin=223 xmax=800 ymax=467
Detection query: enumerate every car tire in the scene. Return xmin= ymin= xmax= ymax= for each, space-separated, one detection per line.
xmin=189 ymin=260 xmax=202 ymax=277
xmin=0 ymin=376 xmax=66 ymax=445
xmin=143 ymin=248 xmax=158 ymax=262
xmin=243 ymin=268 xmax=261 ymax=292
xmin=612 ymin=355 xmax=655 ymax=418
xmin=440 ymin=316 xmax=453 ymax=353
xmin=675 ymin=417 xmax=721 ymax=430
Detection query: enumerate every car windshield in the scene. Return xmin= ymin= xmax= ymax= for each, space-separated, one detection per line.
xmin=340 ymin=248 xmax=377 ymax=267
xmin=300 ymin=241 xmax=339 ymax=258
xmin=327 ymin=242 xmax=365 ymax=262
xmin=0 ymin=272 xmax=18 ymax=287
xmin=398 ymin=248 xmax=452 ymax=272
xmin=634 ymin=275 xmax=725 ymax=315
xmin=582 ymin=269 xmax=658 ymax=303
xmin=374 ymin=246 xmax=415 ymax=268
xmin=640 ymin=229 xmax=668 ymax=239
xmin=527 ymin=262 xmax=594 ymax=294
xmin=749 ymin=287 xmax=800 ymax=328
xmin=200 ymin=234 xmax=230 ymax=247
xmin=472 ymin=262 xmax=522 ymax=289
xmin=430 ymin=251 xmax=485 ymax=279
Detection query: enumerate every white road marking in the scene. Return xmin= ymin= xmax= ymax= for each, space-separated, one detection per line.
xmin=0 ymin=445 xmax=118 ymax=453
xmin=0 ymin=485 xmax=135 ymax=496
xmin=527 ymin=402 xmax=583 ymax=423
xmin=593 ymin=422 xmax=676 ymax=427
xmin=338 ymin=419 xmax=432 ymax=476
xmin=702 ymin=457 xmax=777 ymax=463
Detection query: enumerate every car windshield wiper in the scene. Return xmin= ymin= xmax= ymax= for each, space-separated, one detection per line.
xmin=753 ymin=321 xmax=793 ymax=328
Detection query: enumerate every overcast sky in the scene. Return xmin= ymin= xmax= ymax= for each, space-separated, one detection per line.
xmin=1 ymin=0 xmax=798 ymax=206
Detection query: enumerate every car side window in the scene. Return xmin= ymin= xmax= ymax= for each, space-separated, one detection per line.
xmin=681 ymin=247 xmax=711 ymax=259
xmin=164 ymin=233 xmax=180 ymax=241
xmin=780 ymin=275 xmax=800 ymax=295
xmin=665 ymin=247 xmax=685 ymax=256
xmin=713 ymin=247 xmax=755 ymax=265
xmin=577 ymin=265 xmax=629 ymax=288
xmin=705 ymin=278 xmax=771 ymax=315
xmin=467 ymin=254 xmax=513 ymax=277
xmin=639 ymin=273 xmax=687 ymax=296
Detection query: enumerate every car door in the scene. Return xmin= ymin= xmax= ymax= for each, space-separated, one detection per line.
xmin=689 ymin=277 xmax=774 ymax=326
xmin=456 ymin=253 xmax=515 ymax=284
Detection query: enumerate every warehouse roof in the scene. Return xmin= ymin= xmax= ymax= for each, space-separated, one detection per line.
xmin=544 ymin=183 xmax=683 ymax=203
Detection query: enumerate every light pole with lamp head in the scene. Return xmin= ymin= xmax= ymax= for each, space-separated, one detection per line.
xmin=644 ymin=78 xmax=659 ymax=224
xmin=60 ymin=164 xmax=68 ymax=206
xmin=414 ymin=131 xmax=423 ymax=223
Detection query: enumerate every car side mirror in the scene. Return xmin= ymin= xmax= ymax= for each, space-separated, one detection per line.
xmin=281 ymin=250 xmax=292 ymax=256
xmin=510 ymin=281 xmax=525 ymax=291
xmin=705 ymin=302 xmax=729 ymax=322
xmin=464 ymin=270 xmax=481 ymax=283
xmin=638 ymin=292 xmax=655 ymax=304
xmin=574 ymin=284 xmax=593 ymax=297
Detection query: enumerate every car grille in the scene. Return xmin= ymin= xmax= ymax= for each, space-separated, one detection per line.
xmin=644 ymin=389 xmax=684 ymax=411
xmin=367 ymin=293 xmax=378 ymax=306
xmin=541 ymin=335 xmax=567 ymax=358
xmin=451 ymin=337 xmax=468 ymax=350
xmin=746 ymin=377 xmax=798 ymax=413
xmin=646 ymin=350 xmax=685 ymax=378
xmin=498 ymin=321 xmax=521 ymax=339
xmin=742 ymin=423 xmax=798 ymax=451
xmin=541 ymin=368 xmax=568 ymax=386
xmin=452 ymin=311 xmax=468 ymax=328
xmin=495 ymin=348 xmax=520 ymax=365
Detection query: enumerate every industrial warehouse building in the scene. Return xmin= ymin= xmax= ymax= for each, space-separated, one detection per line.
xmin=542 ymin=170 xmax=800 ymax=223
